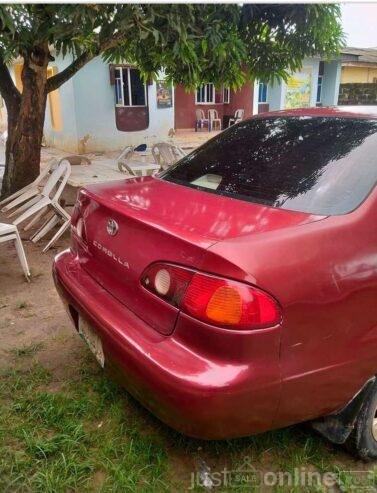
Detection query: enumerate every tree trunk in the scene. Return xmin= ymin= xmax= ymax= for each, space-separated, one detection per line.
xmin=1 ymin=45 xmax=49 ymax=198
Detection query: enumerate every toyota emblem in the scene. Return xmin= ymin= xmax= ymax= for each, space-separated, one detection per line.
xmin=107 ymin=219 xmax=119 ymax=236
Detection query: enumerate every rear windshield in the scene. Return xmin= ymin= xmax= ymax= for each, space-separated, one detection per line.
xmin=162 ymin=116 xmax=377 ymax=215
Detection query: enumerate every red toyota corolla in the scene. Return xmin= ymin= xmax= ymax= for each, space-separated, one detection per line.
xmin=53 ymin=107 xmax=377 ymax=459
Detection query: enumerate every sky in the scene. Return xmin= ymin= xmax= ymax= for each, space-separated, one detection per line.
xmin=341 ymin=3 xmax=377 ymax=48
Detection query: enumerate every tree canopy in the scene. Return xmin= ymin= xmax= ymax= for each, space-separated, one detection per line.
xmin=0 ymin=4 xmax=344 ymax=197
xmin=0 ymin=4 xmax=344 ymax=92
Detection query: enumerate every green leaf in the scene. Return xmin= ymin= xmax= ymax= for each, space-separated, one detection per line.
xmin=0 ymin=4 xmax=344 ymax=91
xmin=201 ymin=38 xmax=207 ymax=55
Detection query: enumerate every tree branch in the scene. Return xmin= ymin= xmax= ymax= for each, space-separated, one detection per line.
xmin=46 ymin=33 xmax=126 ymax=93
xmin=0 ymin=55 xmax=21 ymax=109
xmin=46 ymin=51 xmax=93 ymax=92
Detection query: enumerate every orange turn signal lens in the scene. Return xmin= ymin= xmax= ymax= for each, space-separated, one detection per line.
xmin=206 ymin=286 xmax=242 ymax=324
xmin=181 ymin=272 xmax=281 ymax=330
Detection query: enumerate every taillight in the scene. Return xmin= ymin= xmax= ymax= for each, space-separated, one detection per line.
xmin=142 ymin=263 xmax=194 ymax=306
xmin=141 ymin=263 xmax=281 ymax=330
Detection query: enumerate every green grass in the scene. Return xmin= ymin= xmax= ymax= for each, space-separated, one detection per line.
xmin=1 ymin=356 xmax=377 ymax=492
xmin=8 ymin=342 xmax=44 ymax=357
xmin=0 ymin=362 xmax=168 ymax=492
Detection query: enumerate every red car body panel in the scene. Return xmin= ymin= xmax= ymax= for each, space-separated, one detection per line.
xmin=76 ymin=179 xmax=322 ymax=336
xmin=53 ymin=107 xmax=377 ymax=439
xmin=203 ymin=187 xmax=377 ymax=427
xmin=54 ymin=252 xmax=282 ymax=437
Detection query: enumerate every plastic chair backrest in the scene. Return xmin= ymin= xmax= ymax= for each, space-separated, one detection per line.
xmin=34 ymin=158 xmax=59 ymax=186
xmin=42 ymin=159 xmax=71 ymax=201
xmin=208 ymin=109 xmax=218 ymax=120
xmin=117 ymin=145 xmax=135 ymax=172
xmin=235 ymin=109 xmax=244 ymax=120
xmin=117 ymin=145 xmax=134 ymax=163
xmin=196 ymin=109 xmax=205 ymax=120
xmin=152 ymin=143 xmax=185 ymax=170
xmin=151 ymin=145 xmax=162 ymax=167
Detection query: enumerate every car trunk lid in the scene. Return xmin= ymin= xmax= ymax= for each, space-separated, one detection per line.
xmin=76 ymin=177 xmax=324 ymax=335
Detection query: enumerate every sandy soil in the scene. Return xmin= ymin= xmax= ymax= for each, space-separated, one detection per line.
xmin=0 ymin=217 xmax=76 ymax=378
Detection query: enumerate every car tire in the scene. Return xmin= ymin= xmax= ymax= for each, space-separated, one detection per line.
xmin=345 ymin=379 xmax=377 ymax=461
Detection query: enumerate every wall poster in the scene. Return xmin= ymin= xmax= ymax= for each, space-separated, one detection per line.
xmin=285 ymin=68 xmax=312 ymax=109
xmin=156 ymin=80 xmax=173 ymax=108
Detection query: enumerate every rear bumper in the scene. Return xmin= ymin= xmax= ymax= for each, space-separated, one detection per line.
xmin=53 ymin=249 xmax=281 ymax=439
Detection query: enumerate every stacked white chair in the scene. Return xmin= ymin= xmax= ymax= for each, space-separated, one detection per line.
xmin=0 ymin=158 xmax=58 ymax=215
xmin=11 ymin=159 xmax=71 ymax=251
xmin=0 ymin=223 xmax=30 ymax=280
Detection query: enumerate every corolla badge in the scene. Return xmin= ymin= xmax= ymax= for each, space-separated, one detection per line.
xmin=93 ymin=241 xmax=129 ymax=268
xmin=107 ymin=219 xmax=119 ymax=236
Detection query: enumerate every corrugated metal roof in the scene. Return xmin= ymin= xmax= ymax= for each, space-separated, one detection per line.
xmin=341 ymin=47 xmax=377 ymax=64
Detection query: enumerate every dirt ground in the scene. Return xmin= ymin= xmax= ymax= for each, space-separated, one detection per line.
xmin=1 ymin=214 xmax=377 ymax=492
xmin=0 ymin=224 xmax=72 ymax=372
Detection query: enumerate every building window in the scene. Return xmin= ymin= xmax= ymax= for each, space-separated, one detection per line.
xmin=196 ymin=83 xmax=215 ymax=104
xmin=258 ymin=82 xmax=268 ymax=103
xmin=373 ymin=77 xmax=377 ymax=84
xmin=115 ymin=67 xmax=147 ymax=107
xmin=316 ymin=61 xmax=325 ymax=104
xmin=223 ymin=86 xmax=230 ymax=104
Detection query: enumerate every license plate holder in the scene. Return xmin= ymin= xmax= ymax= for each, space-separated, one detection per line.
xmin=78 ymin=317 xmax=105 ymax=368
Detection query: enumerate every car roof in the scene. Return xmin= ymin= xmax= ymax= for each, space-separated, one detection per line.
xmin=256 ymin=106 xmax=377 ymax=120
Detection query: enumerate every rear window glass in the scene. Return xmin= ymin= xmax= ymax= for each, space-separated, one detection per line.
xmin=162 ymin=116 xmax=377 ymax=215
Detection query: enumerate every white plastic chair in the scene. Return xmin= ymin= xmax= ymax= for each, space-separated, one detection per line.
xmin=0 ymin=158 xmax=58 ymax=213
xmin=30 ymin=211 xmax=71 ymax=253
xmin=0 ymin=222 xmax=30 ymax=280
xmin=117 ymin=145 xmax=160 ymax=176
xmin=195 ymin=109 xmax=209 ymax=130
xmin=116 ymin=145 xmax=135 ymax=174
xmin=228 ymin=109 xmax=245 ymax=127
xmin=208 ymin=109 xmax=222 ymax=130
xmin=12 ymin=160 xmax=71 ymax=232
xmin=151 ymin=142 xmax=186 ymax=170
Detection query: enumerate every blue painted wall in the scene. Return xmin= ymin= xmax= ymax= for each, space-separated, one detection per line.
xmin=44 ymin=56 xmax=175 ymax=153
xmin=15 ymin=53 xmax=341 ymax=151
xmin=45 ymin=54 xmax=79 ymax=152
xmin=321 ymin=60 xmax=341 ymax=106
xmin=259 ymin=57 xmax=341 ymax=113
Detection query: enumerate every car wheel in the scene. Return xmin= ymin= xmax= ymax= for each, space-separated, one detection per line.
xmin=345 ymin=379 xmax=377 ymax=461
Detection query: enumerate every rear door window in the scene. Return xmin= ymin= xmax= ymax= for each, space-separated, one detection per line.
xmin=162 ymin=116 xmax=377 ymax=215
